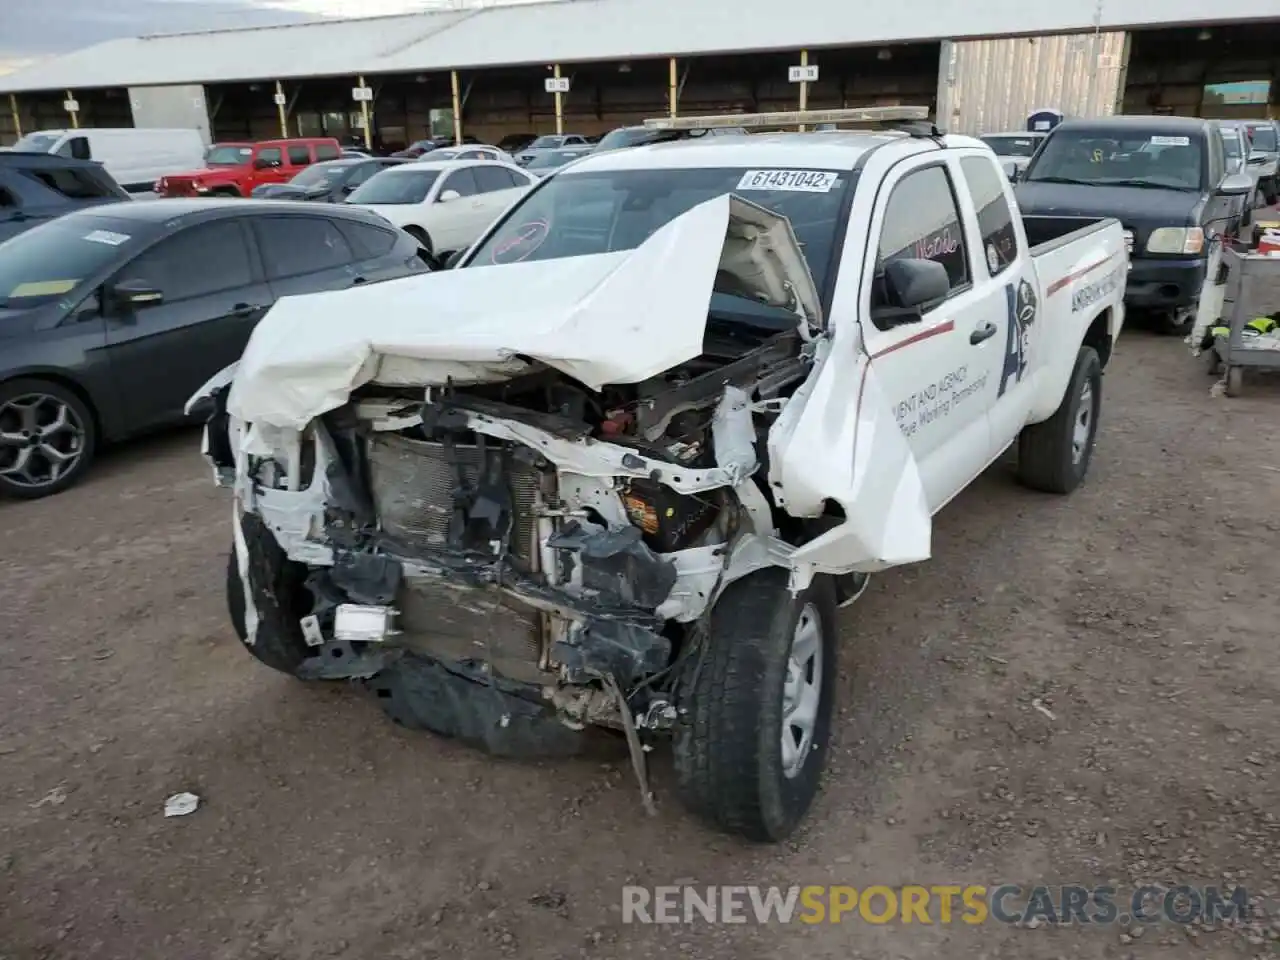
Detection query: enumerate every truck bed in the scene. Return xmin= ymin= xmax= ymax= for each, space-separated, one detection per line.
xmin=1023 ymin=215 xmax=1119 ymax=256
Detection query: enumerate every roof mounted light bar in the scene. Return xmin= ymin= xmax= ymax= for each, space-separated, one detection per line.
xmin=642 ymin=106 xmax=930 ymax=131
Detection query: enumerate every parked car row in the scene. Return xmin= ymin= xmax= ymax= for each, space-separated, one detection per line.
xmin=0 ymin=200 xmax=431 ymax=498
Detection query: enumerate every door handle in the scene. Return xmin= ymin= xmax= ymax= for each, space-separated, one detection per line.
xmin=230 ymin=303 xmax=261 ymax=318
xmin=970 ymin=322 xmax=999 ymax=345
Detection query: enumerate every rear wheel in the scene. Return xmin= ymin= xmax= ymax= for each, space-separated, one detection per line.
xmin=1016 ymin=346 xmax=1102 ymax=495
xmin=673 ymin=569 xmax=838 ymax=842
xmin=0 ymin=378 xmax=97 ymax=499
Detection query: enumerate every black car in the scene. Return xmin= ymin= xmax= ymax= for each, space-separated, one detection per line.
xmin=250 ymin=157 xmax=408 ymax=202
xmin=0 ymin=151 xmax=130 ymax=244
xmin=1013 ymin=116 xmax=1253 ymax=333
xmin=0 ymin=199 xmax=429 ymax=499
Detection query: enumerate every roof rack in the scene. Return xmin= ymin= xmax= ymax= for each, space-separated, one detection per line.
xmin=642 ymin=106 xmax=931 ymax=131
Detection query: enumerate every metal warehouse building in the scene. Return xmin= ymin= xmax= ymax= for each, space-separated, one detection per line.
xmin=0 ymin=0 xmax=1276 ymax=149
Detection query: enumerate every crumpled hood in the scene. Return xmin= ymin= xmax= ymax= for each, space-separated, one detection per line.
xmin=227 ymin=192 xmax=820 ymax=431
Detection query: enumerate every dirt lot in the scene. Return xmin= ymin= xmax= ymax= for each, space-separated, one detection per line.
xmin=2 ymin=331 xmax=1278 ymax=960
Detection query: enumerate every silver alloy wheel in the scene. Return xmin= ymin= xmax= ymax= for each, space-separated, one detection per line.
xmin=0 ymin=393 xmax=87 ymax=490
xmin=1071 ymin=380 xmax=1095 ymax=466
xmin=781 ymin=602 xmax=823 ymax=779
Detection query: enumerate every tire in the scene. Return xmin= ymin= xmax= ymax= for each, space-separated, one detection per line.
xmin=226 ymin=517 xmax=314 ymax=675
xmin=673 ymin=569 xmax=838 ymax=842
xmin=1225 ymin=365 xmax=1245 ymax=398
xmin=0 ymin=378 xmax=97 ymax=500
xmin=1160 ymin=310 xmax=1195 ymax=337
xmin=1016 ymin=346 xmax=1102 ymax=495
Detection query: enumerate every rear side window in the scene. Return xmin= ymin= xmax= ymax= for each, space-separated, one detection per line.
xmin=315 ymin=143 xmax=340 ymax=161
xmin=875 ymin=164 xmax=970 ymax=301
xmin=24 ymin=167 xmax=117 ymax=201
xmin=473 ymin=166 xmax=519 ymax=193
xmin=254 ymin=216 xmax=354 ymax=279
xmin=959 ymin=156 xmax=1019 ymax=276
xmin=56 ymin=136 xmax=91 ymax=161
xmin=287 ymin=145 xmax=311 ymax=166
xmin=120 ymin=220 xmax=253 ymax=302
xmin=339 ymin=220 xmax=398 ymax=259
xmin=439 ymin=168 xmax=479 ymax=198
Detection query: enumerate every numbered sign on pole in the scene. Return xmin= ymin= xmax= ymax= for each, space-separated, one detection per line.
xmin=544 ymin=77 xmax=570 ymax=94
xmin=788 ymin=65 xmax=819 ymax=84
xmin=63 ymin=98 xmax=80 ymax=113
xmin=351 ymin=86 xmax=374 ymax=102
xmin=273 ymin=92 xmax=287 ymax=106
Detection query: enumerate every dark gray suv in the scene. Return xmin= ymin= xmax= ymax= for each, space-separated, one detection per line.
xmin=0 ymin=152 xmax=130 ymax=244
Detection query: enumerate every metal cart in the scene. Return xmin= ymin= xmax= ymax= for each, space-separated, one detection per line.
xmin=1207 ymin=246 xmax=1280 ymax=397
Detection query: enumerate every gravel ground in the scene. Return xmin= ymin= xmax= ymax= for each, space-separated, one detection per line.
xmin=1 ymin=331 xmax=1278 ymax=960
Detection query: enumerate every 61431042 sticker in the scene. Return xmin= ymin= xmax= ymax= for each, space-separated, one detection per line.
xmin=736 ymin=169 xmax=839 ymax=193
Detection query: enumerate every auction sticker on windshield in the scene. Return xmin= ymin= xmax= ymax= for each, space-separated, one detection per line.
xmin=1150 ymin=136 xmax=1190 ymax=147
xmin=736 ymin=170 xmax=839 ymax=193
xmin=83 ymin=229 xmax=131 ymax=246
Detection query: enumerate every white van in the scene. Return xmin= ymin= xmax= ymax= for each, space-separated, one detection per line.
xmin=10 ymin=128 xmax=206 ymax=194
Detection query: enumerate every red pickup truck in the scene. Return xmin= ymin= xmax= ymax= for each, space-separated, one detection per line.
xmin=157 ymin=137 xmax=342 ymax=198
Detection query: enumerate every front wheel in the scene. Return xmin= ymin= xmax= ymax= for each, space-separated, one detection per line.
xmin=673 ymin=569 xmax=838 ymax=842
xmin=0 ymin=378 xmax=97 ymax=499
xmin=1016 ymin=346 xmax=1102 ymax=495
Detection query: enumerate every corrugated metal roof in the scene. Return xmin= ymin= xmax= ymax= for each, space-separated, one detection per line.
xmin=1 ymin=0 xmax=1274 ymax=94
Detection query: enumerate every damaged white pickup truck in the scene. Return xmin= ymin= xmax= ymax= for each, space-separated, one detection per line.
xmin=190 ymin=109 xmax=1127 ymax=842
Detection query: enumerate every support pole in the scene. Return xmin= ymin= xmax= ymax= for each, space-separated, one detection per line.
xmin=275 ymin=80 xmax=288 ymax=138
xmin=797 ymin=51 xmax=809 ymax=131
xmin=65 ymin=90 xmax=79 ymax=129
xmin=451 ymin=70 xmax=462 ymax=146
xmin=668 ymin=57 xmax=678 ymax=118
xmin=358 ymin=74 xmax=372 ymax=150
xmin=553 ymin=63 xmax=564 ymax=135
xmin=8 ymin=94 xmax=20 ymax=140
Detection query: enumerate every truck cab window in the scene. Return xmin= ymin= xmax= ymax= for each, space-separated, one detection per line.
xmin=959 ymin=156 xmax=1019 ymax=276
xmin=873 ymin=164 xmax=970 ymax=307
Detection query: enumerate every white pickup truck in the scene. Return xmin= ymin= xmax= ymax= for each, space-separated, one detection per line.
xmin=190 ymin=107 xmax=1126 ymax=842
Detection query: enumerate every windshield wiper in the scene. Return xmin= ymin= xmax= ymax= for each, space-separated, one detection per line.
xmin=1025 ymin=176 xmax=1094 ymax=186
xmin=1094 ymin=178 xmax=1188 ymax=190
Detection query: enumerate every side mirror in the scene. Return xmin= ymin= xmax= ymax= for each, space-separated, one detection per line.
xmin=109 ymin=279 xmax=164 ymax=311
xmin=873 ymin=259 xmax=950 ymax=326
xmin=445 ymin=249 xmax=465 ymax=269
xmin=1218 ymin=172 xmax=1254 ymax=196
xmin=437 ymin=189 xmax=461 ymax=203
xmin=1001 ymin=160 xmax=1020 ymax=182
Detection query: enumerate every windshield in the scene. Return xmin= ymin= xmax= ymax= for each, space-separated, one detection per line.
xmin=525 ymin=150 xmax=585 ymax=170
xmin=1025 ymin=130 xmax=1204 ymax=191
xmin=0 ymin=217 xmax=144 ymax=309
xmin=528 ymin=136 xmax=566 ymax=150
xmin=12 ymin=133 xmax=62 ymax=153
xmin=468 ymin=165 xmax=854 ymax=293
xmin=205 ymin=144 xmax=253 ymax=166
xmin=347 ymin=169 xmax=439 ymax=205
xmin=1247 ymin=125 xmax=1277 ymax=152
xmin=420 ymin=148 xmax=462 ymax=161
xmin=290 ymin=162 xmax=347 ymax=188
xmin=981 ymin=135 xmax=1041 ymax=158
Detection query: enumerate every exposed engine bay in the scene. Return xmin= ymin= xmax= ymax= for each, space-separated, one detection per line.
xmin=225 ymin=311 xmax=813 ymax=737
xmin=198 ymin=191 xmax=932 ymax=816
